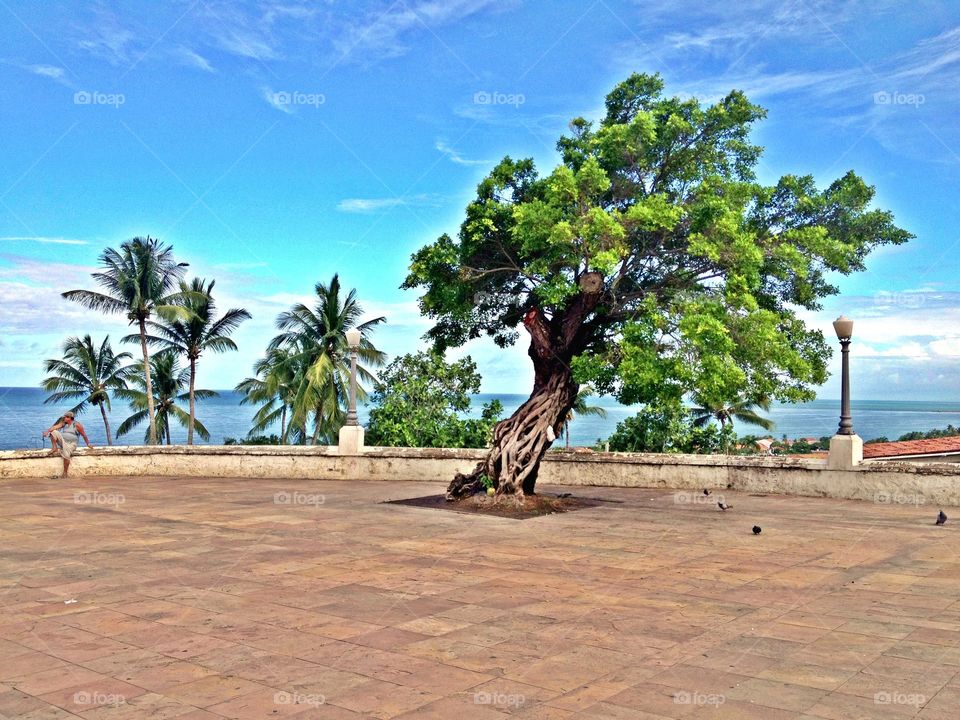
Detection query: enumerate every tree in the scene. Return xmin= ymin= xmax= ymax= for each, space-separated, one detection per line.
xmin=134 ymin=278 xmax=250 ymax=444
xmin=404 ymin=73 xmax=910 ymax=498
xmin=63 ymin=237 xmax=190 ymax=444
xmin=366 ymin=351 xmax=503 ymax=448
xmin=606 ymin=401 xmax=732 ymax=454
xmin=563 ymin=386 xmax=607 ymax=449
xmin=268 ymin=274 xmax=386 ymax=444
xmin=236 ymin=348 xmax=300 ymax=443
xmin=689 ymin=393 xmax=774 ymax=453
xmin=115 ymin=353 xmax=216 ymax=444
xmin=41 ymin=335 xmax=132 ymax=445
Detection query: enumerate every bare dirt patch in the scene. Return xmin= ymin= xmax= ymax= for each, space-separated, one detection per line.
xmin=386 ymin=492 xmax=612 ymax=519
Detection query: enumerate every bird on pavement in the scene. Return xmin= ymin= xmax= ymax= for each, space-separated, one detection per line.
xmin=936 ymin=510 xmax=948 ymax=525
xmin=703 ymin=489 xmax=711 ymax=496
xmin=752 ymin=525 xmax=762 ymax=535
xmin=718 ymin=501 xmax=732 ymax=511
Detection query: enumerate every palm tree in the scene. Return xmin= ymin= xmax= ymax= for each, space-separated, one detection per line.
xmin=133 ymin=278 xmax=250 ymax=444
xmin=690 ymin=394 xmax=775 ymax=453
xmin=115 ymin=353 xmax=217 ymax=445
xmin=62 ymin=237 xmax=190 ymax=444
xmin=236 ymin=348 xmax=299 ymax=443
xmin=563 ymin=385 xmax=607 ymax=449
xmin=268 ymin=274 xmax=386 ymax=444
xmin=41 ymin=335 xmax=132 ymax=445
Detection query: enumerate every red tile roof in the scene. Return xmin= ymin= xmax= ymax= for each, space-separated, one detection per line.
xmin=863 ymin=436 xmax=960 ymax=459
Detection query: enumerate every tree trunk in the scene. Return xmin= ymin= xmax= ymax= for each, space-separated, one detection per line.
xmin=280 ymin=405 xmax=287 ymax=444
xmin=187 ymin=356 xmax=197 ymax=445
xmin=565 ymin=420 xmax=571 ymax=449
xmin=447 ymin=357 xmax=577 ymax=499
xmin=99 ymin=401 xmax=113 ymax=446
xmin=311 ymin=407 xmax=321 ymax=445
xmin=139 ymin=317 xmax=158 ymax=445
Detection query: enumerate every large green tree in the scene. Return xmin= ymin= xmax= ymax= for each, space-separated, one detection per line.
xmin=63 ymin=237 xmax=190 ymax=444
xmin=134 ymin=277 xmax=250 ymax=444
xmin=366 ymin=351 xmax=503 ymax=448
xmin=41 ymin=335 xmax=132 ymax=445
xmin=404 ymin=73 xmax=911 ymax=498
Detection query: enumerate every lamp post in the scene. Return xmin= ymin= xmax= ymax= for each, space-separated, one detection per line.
xmin=345 ymin=327 xmax=361 ymax=427
xmin=828 ymin=315 xmax=862 ymax=470
xmin=833 ymin=315 xmax=854 ymax=436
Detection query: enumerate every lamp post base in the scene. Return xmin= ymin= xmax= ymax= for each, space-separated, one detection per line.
xmin=828 ymin=433 xmax=863 ymax=470
xmin=338 ymin=425 xmax=365 ymax=456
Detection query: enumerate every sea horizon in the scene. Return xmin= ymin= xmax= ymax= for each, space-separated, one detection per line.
xmin=4 ymin=386 xmax=960 ymax=452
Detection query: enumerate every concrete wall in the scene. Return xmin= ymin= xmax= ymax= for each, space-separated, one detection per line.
xmin=4 ymin=445 xmax=960 ymax=506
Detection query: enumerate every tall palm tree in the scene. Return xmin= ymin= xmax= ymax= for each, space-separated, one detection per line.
xmin=62 ymin=237 xmax=190 ymax=444
xmin=133 ymin=278 xmax=250 ymax=444
xmin=563 ymin=385 xmax=607 ymax=449
xmin=690 ymin=394 xmax=775 ymax=453
xmin=268 ymin=274 xmax=386 ymax=444
xmin=41 ymin=335 xmax=132 ymax=445
xmin=236 ymin=347 xmax=299 ymax=443
xmin=115 ymin=353 xmax=217 ymax=445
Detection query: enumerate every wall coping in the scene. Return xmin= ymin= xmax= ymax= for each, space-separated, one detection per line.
xmin=4 ymin=444 xmax=960 ymax=477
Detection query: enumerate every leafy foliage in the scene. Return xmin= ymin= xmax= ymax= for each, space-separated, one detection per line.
xmin=240 ymin=274 xmax=385 ymax=444
xmin=41 ymin=335 xmax=132 ymax=445
xmin=132 ymin=277 xmax=250 ymax=444
xmin=63 ymin=237 xmax=191 ymax=444
xmin=366 ymin=352 xmax=503 ymax=448
xmin=405 ymin=72 xmax=911 ymax=421
xmin=605 ymin=401 xmax=735 ymax=454
xmin=115 ymin=352 xmax=216 ymax=444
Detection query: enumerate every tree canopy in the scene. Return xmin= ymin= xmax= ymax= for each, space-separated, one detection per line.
xmin=366 ymin=351 xmax=502 ymax=449
xmin=404 ymin=73 xmax=911 ymax=496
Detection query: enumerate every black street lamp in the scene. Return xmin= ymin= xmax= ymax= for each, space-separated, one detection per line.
xmin=833 ymin=315 xmax=854 ymax=436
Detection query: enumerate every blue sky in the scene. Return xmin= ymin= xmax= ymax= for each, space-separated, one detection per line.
xmin=1 ymin=0 xmax=959 ymax=400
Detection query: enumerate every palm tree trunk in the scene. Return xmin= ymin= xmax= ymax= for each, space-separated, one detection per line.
xmin=99 ymin=401 xmax=113 ymax=446
xmin=280 ymin=405 xmax=287 ymax=444
xmin=565 ymin=420 xmax=570 ymax=449
xmin=187 ymin=356 xmax=197 ymax=445
xmin=139 ymin=317 xmax=158 ymax=445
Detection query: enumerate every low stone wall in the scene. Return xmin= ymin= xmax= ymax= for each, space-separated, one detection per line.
xmin=3 ymin=445 xmax=960 ymax=506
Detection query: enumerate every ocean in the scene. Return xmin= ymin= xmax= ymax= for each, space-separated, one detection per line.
xmin=3 ymin=386 xmax=960 ymax=451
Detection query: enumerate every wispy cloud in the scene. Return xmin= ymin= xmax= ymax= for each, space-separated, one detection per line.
xmin=172 ymin=46 xmax=215 ymax=72
xmin=332 ymin=0 xmax=509 ymax=62
xmin=74 ymin=7 xmax=138 ymax=65
xmin=260 ymin=87 xmax=294 ymax=114
xmin=0 ymin=236 xmax=88 ymax=246
xmin=435 ymin=139 xmax=489 ymax=166
xmin=336 ymin=194 xmax=442 ymax=213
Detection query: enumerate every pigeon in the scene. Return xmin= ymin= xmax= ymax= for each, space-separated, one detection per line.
xmin=703 ymin=489 xmax=711 ymax=496
xmin=752 ymin=526 xmax=762 ymax=535
xmin=718 ymin=502 xmax=732 ymax=511
xmin=936 ymin=510 xmax=947 ymax=525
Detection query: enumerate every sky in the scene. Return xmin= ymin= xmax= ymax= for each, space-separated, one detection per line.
xmin=1 ymin=0 xmax=959 ymax=400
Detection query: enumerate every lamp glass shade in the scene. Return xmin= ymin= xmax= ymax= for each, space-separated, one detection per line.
xmin=345 ymin=328 xmax=362 ymax=349
xmin=833 ymin=316 xmax=854 ymax=340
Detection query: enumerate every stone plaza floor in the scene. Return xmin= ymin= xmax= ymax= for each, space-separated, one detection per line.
xmin=1 ymin=476 xmax=959 ymax=719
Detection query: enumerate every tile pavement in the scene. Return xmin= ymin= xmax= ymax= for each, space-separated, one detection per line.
xmin=1 ymin=476 xmax=959 ymax=718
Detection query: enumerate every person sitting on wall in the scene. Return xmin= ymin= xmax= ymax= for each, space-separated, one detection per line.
xmin=42 ymin=411 xmax=93 ymax=477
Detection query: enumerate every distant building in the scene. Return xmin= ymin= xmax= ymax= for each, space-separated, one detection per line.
xmin=755 ymin=438 xmax=774 ymax=454
xmin=863 ymin=436 xmax=960 ymax=463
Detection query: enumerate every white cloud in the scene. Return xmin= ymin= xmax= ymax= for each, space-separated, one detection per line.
xmin=0 ymin=236 xmax=88 ymax=246
xmin=172 ymin=46 xmax=215 ymax=72
xmin=336 ymin=194 xmax=442 ymax=213
xmin=435 ymin=139 xmax=489 ymax=166
xmin=260 ymin=87 xmax=294 ymax=114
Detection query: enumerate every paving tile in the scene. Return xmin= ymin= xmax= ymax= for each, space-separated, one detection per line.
xmin=3 ymin=479 xmax=960 ymax=720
